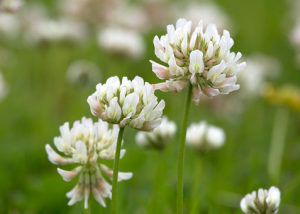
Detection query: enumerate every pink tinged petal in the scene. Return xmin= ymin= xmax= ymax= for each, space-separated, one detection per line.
xmin=153 ymin=36 xmax=164 ymax=52
xmin=142 ymin=118 xmax=162 ymax=131
xmin=153 ymin=80 xmax=187 ymax=93
xmin=202 ymin=86 xmax=220 ymax=97
xmin=67 ymin=184 xmax=84 ymax=206
xmin=57 ymin=166 xmax=82 ymax=182
xmin=192 ymin=87 xmax=202 ymax=104
xmin=45 ymin=144 xmax=72 ymax=165
xmin=219 ymin=84 xmax=240 ymax=94
xmin=87 ymin=94 xmax=103 ymax=118
xmin=150 ymin=60 xmax=172 ymax=79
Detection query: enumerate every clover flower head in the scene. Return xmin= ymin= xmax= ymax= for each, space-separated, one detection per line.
xmin=151 ymin=18 xmax=246 ymax=103
xmin=98 ymin=27 xmax=145 ymax=59
xmin=240 ymin=186 xmax=281 ymax=214
xmin=87 ymin=76 xmax=165 ymax=131
xmin=45 ymin=117 xmax=132 ymax=209
xmin=186 ymin=121 xmax=225 ymax=152
xmin=135 ymin=116 xmax=176 ymax=150
xmin=26 ymin=18 xmax=87 ymax=44
xmin=66 ymin=59 xmax=101 ymax=87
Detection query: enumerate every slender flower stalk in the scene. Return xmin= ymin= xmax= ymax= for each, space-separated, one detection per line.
xmin=112 ymin=127 xmax=125 ymax=214
xmin=190 ymin=155 xmax=202 ymax=214
xmin=268 ymin=108 xmax=289 ymax=185
xmin=177 ymin=83 xmax=192 ymax=214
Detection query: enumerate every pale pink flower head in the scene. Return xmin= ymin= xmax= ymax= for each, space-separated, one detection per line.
xmin=151 ymin=18 xmax=246 ymax=103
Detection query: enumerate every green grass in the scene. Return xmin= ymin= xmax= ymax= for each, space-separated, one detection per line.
xmin=0 ymin=0 xmax=300 ymax=213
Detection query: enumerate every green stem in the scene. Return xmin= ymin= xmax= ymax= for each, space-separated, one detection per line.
xmin=111 ymin=127 xmax=125 ymax=214
xmin=268 ymin=107 xmax=289 ymax=185
xmin=84 ymin=203 xmax=91 ymax=214
xmin=177 ymin=84 xmax=193 ymax=214
xmin=190 ymin=155 xmax=202 ymax=214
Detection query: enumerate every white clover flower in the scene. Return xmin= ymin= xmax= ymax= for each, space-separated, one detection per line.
xmin=151 ymin=18 xmax=246 ymax=103
xmin=0 ymin=0 xmax=23 ymax=13
xmin=135 ymin=116 xmax=176 ymax=150
xmin=88 ymin=76 xmax=165 ymax=131
xmin=25 ymin=18 xmax=87 ymax=44
xmin=0 ymin=72 xmax=8 ymax=101
xmin=45 ymin=117 xmax=132 ymax=209
xmin=238 ymin=54 xmax=280 ymax=96
xmin=66 ymin=60 xmax=101 ymax=87
xmin=240 ymin=186 xmax=281 ymax=214
xmin=98 ymin=27 xmax=145 ymax=59
xmin=186 ymin=121 xmax=225 ymax=152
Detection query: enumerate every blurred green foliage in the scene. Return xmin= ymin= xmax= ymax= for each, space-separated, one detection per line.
xmin=0 ymin=0 xmax=300 ymax=213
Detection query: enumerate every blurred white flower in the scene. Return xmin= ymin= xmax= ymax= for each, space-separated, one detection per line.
xmin=59 ymin=0 xmax=120 ymax=24
xmin=173 ymin=2 xmax=231 ymax=30
xmin=0 ymin=13 xmax=20 ymax=38
xmin=135 ymin=116 xmax=176 ymax=150
xmin=0 ymin=72 xmax=8 ymax=101
xmin=25 ymin=18 xmax=87 ymax=44
xmin=240 ymin=186 xmax=281 ymax=214
xmin=186 ymin=121 xmax=225 ymax=152
xmin=0 ymin=0 xmax=23 ymax=13
xmin=239 ymin=54 xmax=280 ymax=96
xmin=151 ymin=18 xmax=246 ymax=103
xmin=66 ymin=60 xmax=101 ymax=86
xmin=107 ymin=3 xmax=148 ymax=32
xmin=45 ymin=117 xmax=132 ymax=209
xmin=88 ymin=76 xmax=165 ymax=131
xmin=98 ymin=27 xmax=145 ymax=59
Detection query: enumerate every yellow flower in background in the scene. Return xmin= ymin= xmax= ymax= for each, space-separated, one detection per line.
xmin=262 ymin=83 xmax=300 ymax=111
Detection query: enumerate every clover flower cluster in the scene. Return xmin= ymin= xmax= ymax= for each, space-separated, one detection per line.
xmin=135 ymin=116 xmax=176 ymax=150
xmin=186 ymin=121 xmax=225 ymax=152
xmin=151 ymin=18 xmax=246 ymax=103
xmin=45 ymin=117 xmax=132 ymax=209
xmin=87 ymin=76 xmax=165 ymax=131
xmin=240 ymin=186 xmax=281 ymax=214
